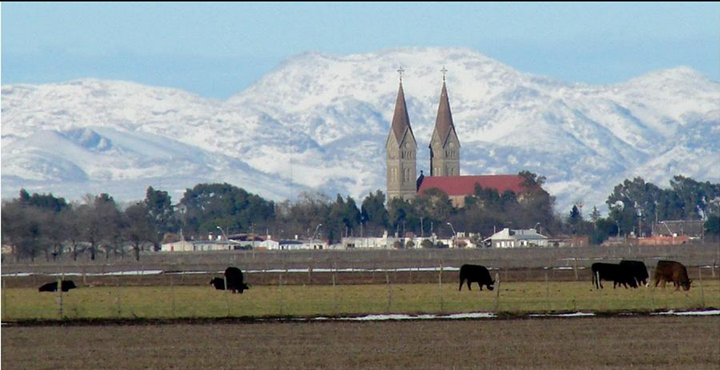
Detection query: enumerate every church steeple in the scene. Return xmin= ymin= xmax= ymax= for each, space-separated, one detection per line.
xmin=390 ymin=75 xmax=413 ymax=145
xmin=386 ymin=67 xmax=417 ymax=202
xmin=429 ymin=66 xmax=460 ymax=177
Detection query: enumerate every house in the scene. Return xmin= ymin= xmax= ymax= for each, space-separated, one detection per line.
xmin=160 ymin=240 xmax=234 ymax=252
xmin=260 ymin=239 xmax=327 ymax=250
xmin=485 ymin=228 xmax=548 ymax=248
xmin=652 ymin=220 xmax=705 ymax=238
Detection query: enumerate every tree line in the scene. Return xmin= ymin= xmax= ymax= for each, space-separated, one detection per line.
xmin=2 ymin=173 xmax=718 ymax=261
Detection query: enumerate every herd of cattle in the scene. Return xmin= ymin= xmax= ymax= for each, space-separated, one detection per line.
xmin=37 ymin=260 xmax=693 ymax=296
xmin=590 ymin=260 xmax=692 ymax=291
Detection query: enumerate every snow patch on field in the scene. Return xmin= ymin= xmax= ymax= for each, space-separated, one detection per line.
xmin=652 ymin=310 xmax=720 ymax=316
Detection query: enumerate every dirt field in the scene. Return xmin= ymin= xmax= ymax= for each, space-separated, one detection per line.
xmin=3 ymin=316 xmax=718 ymax=370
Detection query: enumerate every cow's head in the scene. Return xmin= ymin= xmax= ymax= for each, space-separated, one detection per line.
xmin=681 ymin=279 xmax=692 ymax=291
xmin=487 ymin=280 xmax=495 ymax=291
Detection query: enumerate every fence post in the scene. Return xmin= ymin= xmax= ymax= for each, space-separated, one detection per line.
xmin=171 ymin=275 xmax=176 ymax=318
xmin=712 ymin=258 xmax=716 ymax=279
xmin=278 ymin=274 xmax=284 ymax=316
xmin=57 ymin=274 xmax=64 ymax=320
xmin=493 ymin=272 xmax=500 ymax=313
xmin=115 ymin=276 xmax=122 ymax=318
xmin=545 ymin=270 xmax=551 ymax=312
xmin=332 ymin=272 xmax=337 ymax=315
xmin=698 ymin=266 xmax=705 ymax=309
xmin=438 ymin=263 xmax=444 ymax=313
xmin=573 ymin=257 xmax=579 ymax=281
xmin=596 ymin=271 xmax=602 ymax=311
xmin=224 ymin=275 xmax=230 ymax=317
xmin=2 ymin=279 xmax=7 ymax=321
xmin=649 ymin=280 xmax=655 ymax=312
xmin=386 ymin=271 xmax=392 ymax=313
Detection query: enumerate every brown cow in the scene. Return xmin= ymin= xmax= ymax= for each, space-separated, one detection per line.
xmin=654 ymin=260 xmax=692 ymax=291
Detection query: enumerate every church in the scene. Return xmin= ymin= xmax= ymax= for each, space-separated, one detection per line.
xmin=385 ymin=68 xmax=526 ymax=207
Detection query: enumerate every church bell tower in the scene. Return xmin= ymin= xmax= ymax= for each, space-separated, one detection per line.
xmin=386 ymin=67 xmax=418 ymax=202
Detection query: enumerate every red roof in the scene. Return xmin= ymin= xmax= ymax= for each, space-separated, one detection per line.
xmin=417 ymin=175 xmax=526 ymax=196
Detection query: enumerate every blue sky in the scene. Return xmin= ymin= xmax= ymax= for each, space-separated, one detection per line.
xmin=2 ymin=2 xmax=718 ymax=99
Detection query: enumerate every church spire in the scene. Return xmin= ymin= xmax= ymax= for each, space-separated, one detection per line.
xmin=390 ymin=69 xmax=413 ymax=144
xmin=434 ymin=76 xmax=456 ymax=146
xmin=429 ymin=66 xmax=460 ymax=177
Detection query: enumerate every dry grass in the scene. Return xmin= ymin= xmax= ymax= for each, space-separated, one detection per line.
xmin=3 ymin=316 xmax=719 ymax=369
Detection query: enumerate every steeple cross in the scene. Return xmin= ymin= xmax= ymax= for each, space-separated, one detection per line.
xmin=441 ymin=66 xmax=448 ymax=81
xmin=397 ymin=67 xmax=405 ymax=83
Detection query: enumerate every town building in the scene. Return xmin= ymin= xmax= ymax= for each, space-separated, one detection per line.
xmin=484 ymin=228 xmax=549 ymax=248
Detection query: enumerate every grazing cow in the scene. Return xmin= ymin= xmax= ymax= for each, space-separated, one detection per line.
xmin=620 ymin=260 xmax=649 ymax=287
xmin=38 ymin=280 xmax=77 ymax=293
xmin=458 ymin=264 xmax=495 ymax=291
xmin=224 ymin=267 xmax=250 ymax=294
xmin=209 ymin=277 xmax=226 ymax=290
xmin=654 ymin=260 xmax=692 ymax=291
xmin=591 ymin=263 xmax=637 ymax=289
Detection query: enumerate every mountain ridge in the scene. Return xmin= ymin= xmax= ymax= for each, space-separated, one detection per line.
xmin=2 ymin=47 xmax=718 ymax=213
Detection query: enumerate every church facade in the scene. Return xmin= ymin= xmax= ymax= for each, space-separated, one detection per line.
xmin=386 ymin=69 xmax=525 ymax=207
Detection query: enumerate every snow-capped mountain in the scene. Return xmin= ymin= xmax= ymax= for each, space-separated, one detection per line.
xmin=2 ymin=47 xmax=718 ymax=213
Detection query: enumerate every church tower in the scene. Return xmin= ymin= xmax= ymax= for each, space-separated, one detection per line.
xmin=386 ymin=68 xmax=418 ymax=202
xmin=429 ymin=67 xmax=460 ymax=177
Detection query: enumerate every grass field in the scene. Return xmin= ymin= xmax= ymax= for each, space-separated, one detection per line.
xmin=3 ymin=280 xmax=718 ymax=321
xmin=3 ymin=316 xmax=719 ymax=370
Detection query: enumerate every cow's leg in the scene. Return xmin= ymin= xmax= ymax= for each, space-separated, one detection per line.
xmin=479 ymin=282 xmax=483 ymax=291
xmin=467 ymin=280 xmax=472 ymax=291
xmin=459 ymin=278 xmax=464 ymax=291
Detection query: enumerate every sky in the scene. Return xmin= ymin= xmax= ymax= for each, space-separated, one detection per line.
xmin=2 ymin=2 xmax=718 ymax=99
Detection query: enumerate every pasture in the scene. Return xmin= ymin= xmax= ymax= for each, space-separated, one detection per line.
xmin=3 ymin=279 xmax=718 ymax=321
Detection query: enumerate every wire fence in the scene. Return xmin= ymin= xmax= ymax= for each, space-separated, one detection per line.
xmin=2 ymin=261 xmax=718 ymax=322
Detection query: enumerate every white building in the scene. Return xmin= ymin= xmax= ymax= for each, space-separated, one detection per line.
xmin=259 ymin=239 xmax=327 ymax=250
xmin=485 ymin=228 xmax=549 ymax=248
xmin=160 ymin=240 xmax=236 ymax=252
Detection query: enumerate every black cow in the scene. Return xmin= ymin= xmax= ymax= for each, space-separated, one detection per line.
xmin=38 ymin=280 xmax=77 ymax=293
xmin=209 ymin=277 xmax=226 ymax=290
xmin=214 ymin=267 xmax=249 ymax=294
xmin=591 ymin=263 xmax=637 ymax=289
xmin=459 ymin=264 xmax=495 ymax=291
xmin=654 ymin=260 xmax=692 ymax=291
xmin=620 ymin=260 xmax=649 ymax=287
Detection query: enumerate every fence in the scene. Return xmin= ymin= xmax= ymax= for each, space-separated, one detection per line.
xmin=2 ymin=261 xmax=718 ymax=321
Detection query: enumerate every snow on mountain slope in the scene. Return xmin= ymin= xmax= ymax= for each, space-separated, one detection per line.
xmin=2 ymin=126 xmax=304 ymax=202
xmin=2 ymin=47 xmax=718 ymax=213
